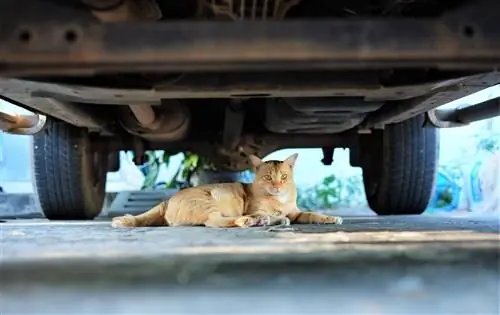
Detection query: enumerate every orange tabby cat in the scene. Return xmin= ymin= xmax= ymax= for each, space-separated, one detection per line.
xmin=111 ymin=153 xmax=343 ymax=228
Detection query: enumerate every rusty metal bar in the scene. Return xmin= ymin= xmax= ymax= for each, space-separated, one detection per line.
xmin=0 ymin=95 xmax=113 ymax=134
xmin=128 ymin=104 xmax=159 ymax=129
xmin=120 ymin=100 xmax=190 ymax=141
xmin=1 ymin=2 xmax=500 ymax=76
xmin=0 ymin=110 xmax=46 ymax=135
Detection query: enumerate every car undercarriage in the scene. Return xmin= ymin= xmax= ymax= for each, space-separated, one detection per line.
xmin=1 ymin=0 xmax=499 ymax=219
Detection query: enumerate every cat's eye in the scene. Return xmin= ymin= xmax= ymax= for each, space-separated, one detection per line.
xmin=281 ymin=174 xmax=288 ymax=180
xmin=263 ymin=175 xmax=272 ymax=181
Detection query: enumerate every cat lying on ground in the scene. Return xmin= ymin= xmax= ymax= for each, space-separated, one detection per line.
xmin=111 ymin=153 xmax=343 ymax=228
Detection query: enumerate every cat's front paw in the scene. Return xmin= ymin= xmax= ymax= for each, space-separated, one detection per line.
xmin=254 ymin=215 xmax=273 ymax=226
xmin=234 ymin=216 xmax=260 ymax=228
xmin=323 ymin=215 xmax=343 ymax=225
xmin=279 ymin=217 xmax=291 ymax=226
xmin=111 ymin=214 xmax=137 ymax=228
xmin=255 ymin=215 xmax=289 ymax=226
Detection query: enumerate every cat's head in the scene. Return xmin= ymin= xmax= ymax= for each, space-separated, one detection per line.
xmin=249 ymin=153 xmax=298 ymax=196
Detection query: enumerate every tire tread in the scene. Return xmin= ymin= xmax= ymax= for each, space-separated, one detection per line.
xmin=365 ymin=115 xmax=438 ymax=215
xmin=32 ymin=120 xmax=105 ymax=220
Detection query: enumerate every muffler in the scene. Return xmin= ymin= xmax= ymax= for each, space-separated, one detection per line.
xmin=120 ymin=100 xmax=190 ymax=141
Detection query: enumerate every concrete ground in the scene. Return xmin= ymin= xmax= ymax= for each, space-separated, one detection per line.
xmin=1 ymin=213 xmax=499 ymax=315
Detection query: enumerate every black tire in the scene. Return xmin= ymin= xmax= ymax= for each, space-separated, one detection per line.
xmin=361 ymin=115 xmax=439 ymax=215
xmin=31 ymin=119 xmax=107 ymax=220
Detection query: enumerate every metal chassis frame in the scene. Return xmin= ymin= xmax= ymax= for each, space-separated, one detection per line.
xmin=0 ymin=0 xmax=499 ymax=155
xmin=1 ymin=1 xmax=500 ymax=76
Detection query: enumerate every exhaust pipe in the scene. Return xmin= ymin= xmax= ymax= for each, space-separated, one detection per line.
xmin=128 ymin=104 xmax=161 ymax=130
xmin=426 ymin=98 xmax=500 ymax=128
xmin=120 ymin=101 xmax=190 ymax=141
xmin=0 ymin=111 xmax=47 ymax=135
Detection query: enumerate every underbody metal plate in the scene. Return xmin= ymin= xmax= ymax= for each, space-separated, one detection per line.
xmin=1 ymin=1 xmax=500 ymax=75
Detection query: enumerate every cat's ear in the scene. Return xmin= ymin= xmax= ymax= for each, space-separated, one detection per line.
xmin=284 ymin=153 xmax=299 ymax=168
xmin=249 ymin=154 xmax=264 ymax=168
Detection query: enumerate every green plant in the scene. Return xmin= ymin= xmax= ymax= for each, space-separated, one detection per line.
xmin=139 ymin=151 xmax=214 ymax=190
xmin=435 ymin=186 xmax=454 ymax=208
xmin=140 ymin=151 xmax=162 ymax=190
xmin=476 ymin=131 xmax=500 ymax=152
xmin=297 ymin=173 xmax=366 ymax=210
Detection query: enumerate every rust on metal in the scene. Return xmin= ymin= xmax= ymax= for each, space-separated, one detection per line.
xmin=0 ymin=110 xmax=46 ymax=135
xmin=0 ymin=95 xmax=112 ymax=134
xmin=1 ymin=72 xmax=499 ymax=105
xmin=120 ymin=100 xmax=190 ymax=141
xmin=88 ymin=0 xmax=162 ymax=22
xmin=2 ymin=5 xmax=500 ymax=77
xmin=128 ymin=104 xmax=160 ymax=130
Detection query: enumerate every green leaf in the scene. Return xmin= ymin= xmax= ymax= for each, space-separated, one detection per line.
xmin=144 ymin=151 xmax=156 ymax=163
xmin=167 ymin=168 xmax=181 ymax=188
xmin=163 ymin=153 xmax=171 ymax=166
xmin=141 ymin=159 xmax=160 ymax=190
xmin=184 ymin=153 xmax=199 ymax=170
xmin=322 ymin=175 xmax=335 ymax=186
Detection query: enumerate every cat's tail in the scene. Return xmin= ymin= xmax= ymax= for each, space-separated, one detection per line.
xmin=111 ymin=200 xmax=169 ymax=228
